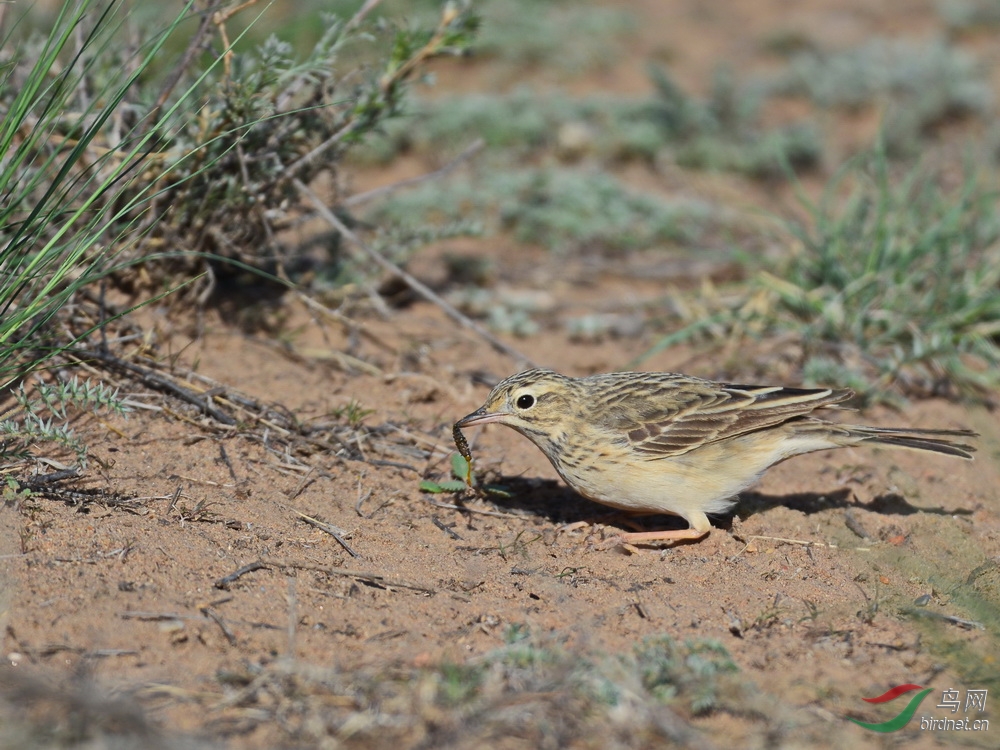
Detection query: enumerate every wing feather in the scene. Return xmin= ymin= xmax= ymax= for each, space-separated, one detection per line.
xmin=593 ymin=376 xmax=853 ymax=458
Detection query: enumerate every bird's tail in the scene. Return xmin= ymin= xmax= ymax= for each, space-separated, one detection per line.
xmin=849 ymin=425 xmax=978 ymax=459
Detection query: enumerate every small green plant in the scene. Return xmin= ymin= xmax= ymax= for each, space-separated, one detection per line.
xmin=503 ymin=622 xmax=531 ymax=645
xmin=800 ymin=599 xmax=821 ymax=623
xmin=492 ymin=623 xmax=562 ymax=671
xmin=434 ymin=662 xmax=484 ymax=706
xmin=3 ymin=476 xmax=33 ymax=504
xmin=634 ymin=636 xmax=739 ymax=715
xmin=420 ymin=453 xmax=475 ymax=493
xmin=365 ymin=89 xmax=564 ymax=158
xmin=332 ymin=399 xmax=375 ymax=428
xmin=752 ymin=605 xmax=786 ymax=630
xmin=419 ymin=452 xmax=511 ymax=496
xmin=0 ymin=377 xmax=130 ymax=467
xmin=355 ymin=89 xmax=659 ymax=164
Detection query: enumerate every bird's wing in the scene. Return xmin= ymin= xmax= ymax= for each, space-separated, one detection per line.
xmin=604 ymin=379 xmax=853 ymax=458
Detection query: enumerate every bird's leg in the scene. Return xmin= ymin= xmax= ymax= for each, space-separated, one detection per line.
xmin=598 ymin=511 xmax=713 ymax=549
xmin=619 ymin=527 xmax=710 ymax=543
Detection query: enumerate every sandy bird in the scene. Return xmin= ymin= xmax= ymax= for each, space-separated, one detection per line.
xmin=454 ymin=369 xmax=977 ymax=545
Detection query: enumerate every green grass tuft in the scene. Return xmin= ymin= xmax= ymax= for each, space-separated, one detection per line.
xmin=640 ymin=151 xmax=1000 ymax=400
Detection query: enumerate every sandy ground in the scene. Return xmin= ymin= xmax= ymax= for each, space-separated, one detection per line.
xmin=2 ymin=1 xmax=999 ymax=748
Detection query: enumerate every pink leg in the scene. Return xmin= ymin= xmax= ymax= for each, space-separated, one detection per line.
xmin=596 ymin=527 xmax=711 ymax=551
xmin=620 ymin=527 xmax=710 ymax=543
xmin=598 ymin=510 xmax=713 ymax=549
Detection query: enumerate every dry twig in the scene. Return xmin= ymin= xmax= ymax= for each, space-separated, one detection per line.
xmin=291 ymin=508 xmax=360 ymax=558
xmin=213 ymin=557 xmax=437 ymax=594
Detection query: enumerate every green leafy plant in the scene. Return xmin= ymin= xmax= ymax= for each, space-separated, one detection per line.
xmin=420 ymin=453 xmax=475 ymax=493
xmin=0 ymin=377 xmax=130 ymax=467
xmin=434 ymin=662 xmax=484 ymax=707
xmin=420 ymin=452 xmax=512 ymax=496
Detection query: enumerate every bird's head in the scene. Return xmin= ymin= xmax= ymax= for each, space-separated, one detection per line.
xmin=455 ymin=369 xmax=578 ymax=446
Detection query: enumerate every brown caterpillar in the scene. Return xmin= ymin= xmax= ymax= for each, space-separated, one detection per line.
xmin=452 ymin=422 xmax=474 ymax=486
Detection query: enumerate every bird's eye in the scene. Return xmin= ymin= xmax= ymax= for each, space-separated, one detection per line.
xmin=516 ymin=394 xmax=535 ymax=410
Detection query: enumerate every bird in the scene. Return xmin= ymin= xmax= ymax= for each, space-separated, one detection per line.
xmin=453 ymin=368 xmax=978 ymax=545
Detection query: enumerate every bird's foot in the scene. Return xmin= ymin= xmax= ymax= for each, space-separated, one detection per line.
xmin=596 ymin=527 xmax=710 ymax=552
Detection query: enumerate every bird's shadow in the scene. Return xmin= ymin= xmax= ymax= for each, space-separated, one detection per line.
xmin=468 ymin=476 xmax=973 ymax=536
xmin=736 ymin=488 xmax=973 ymax=522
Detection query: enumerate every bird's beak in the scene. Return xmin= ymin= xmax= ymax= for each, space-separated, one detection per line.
xmin=455 ymin=407 xmax=507 ymax=428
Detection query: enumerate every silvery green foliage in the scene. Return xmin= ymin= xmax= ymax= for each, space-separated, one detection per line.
xmin=1 ymin=378 xmax=130 ymax=466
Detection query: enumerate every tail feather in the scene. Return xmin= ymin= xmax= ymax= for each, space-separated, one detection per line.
xmin=852 ymin=426 xmax=978 ymax=460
